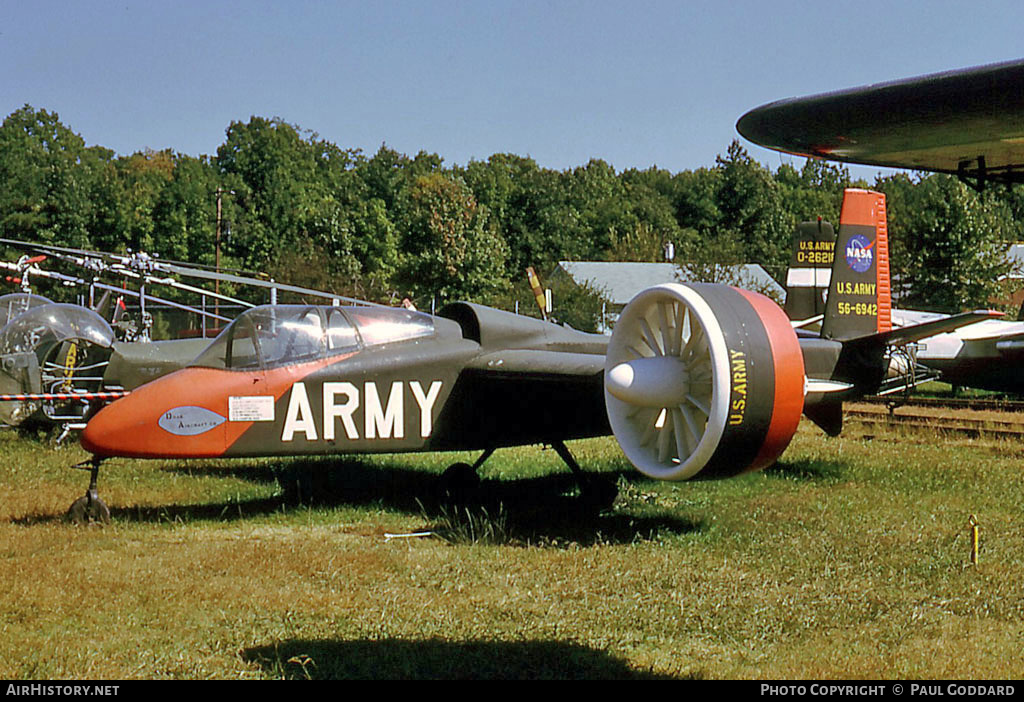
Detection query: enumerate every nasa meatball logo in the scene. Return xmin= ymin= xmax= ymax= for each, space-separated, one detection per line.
xmin=845 ymin=234 xmax=874 ymax=273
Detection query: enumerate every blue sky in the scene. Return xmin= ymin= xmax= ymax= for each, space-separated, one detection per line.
xmin=3 ymin=1 xmax=1023 ymax=180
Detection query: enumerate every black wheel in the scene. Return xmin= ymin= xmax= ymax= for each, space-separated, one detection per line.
xmin=66 ymin=495 xmax=111 ymax=525
xmin=437 ymin=462 xmax=481 ymax=503
xmin=275 ymin=465 xmax=330 ymax=506
xmin=580 ymin=476 xmax=620 ymax=510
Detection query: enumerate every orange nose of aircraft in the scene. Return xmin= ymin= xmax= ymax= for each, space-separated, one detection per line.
xmin=80 ymin=367 xmax=241 ymax=458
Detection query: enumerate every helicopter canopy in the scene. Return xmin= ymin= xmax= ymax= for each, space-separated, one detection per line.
xmin=0 ymin=304 xmax=115 ymax=426
xmin=0 ymin=292 xmax=53 ymax=327
xmin=0 ymin=303 xmax=115 ymax=358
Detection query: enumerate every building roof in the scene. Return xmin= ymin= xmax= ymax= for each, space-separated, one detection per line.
xmin=1007 ymin=245 xmax=1024 ymax=277
xmin=556 ymin=261 xmax=784 ymax=306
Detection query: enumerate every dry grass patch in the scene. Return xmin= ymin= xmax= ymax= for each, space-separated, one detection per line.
xmin=1 ymin=425 xmax=1022 ymax=678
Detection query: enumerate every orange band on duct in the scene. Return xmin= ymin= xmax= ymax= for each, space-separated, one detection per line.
xmin=736 ymin=288 xmax=805 ymax=471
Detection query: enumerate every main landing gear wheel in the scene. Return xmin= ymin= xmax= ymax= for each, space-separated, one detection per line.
xmin=437 ymin=448 xmax=497 ymax=503
xmin=438 ymin=462 xmax=481 ymax=502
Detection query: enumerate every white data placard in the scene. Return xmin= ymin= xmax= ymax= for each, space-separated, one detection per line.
xmin=228 ymin=395 xmax=276 ymax=422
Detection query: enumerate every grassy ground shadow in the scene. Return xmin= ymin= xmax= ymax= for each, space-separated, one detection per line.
xmin=14 ymin=455 xmax=705 ymax=545
xmin=764 ymin=456 xmax=845 ymax=482
xmin=242 ymin=637 xmax=685 ymax=679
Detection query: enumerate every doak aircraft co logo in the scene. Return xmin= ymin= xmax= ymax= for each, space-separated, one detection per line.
xmin=158 ymin=406 xmax=226 ymax=436
xmin=844 ymin=234 xmax=875 ymax=273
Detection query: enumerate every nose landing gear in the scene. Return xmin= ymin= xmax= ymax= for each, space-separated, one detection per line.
xmin=66 ymin=457 xmax=110 ymax=525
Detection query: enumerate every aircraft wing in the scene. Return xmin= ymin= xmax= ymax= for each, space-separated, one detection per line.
xmin=854 ymin=310 xmax=1004 ymax=348
xmin=736 ymin=59 xmax=1024 ymax=184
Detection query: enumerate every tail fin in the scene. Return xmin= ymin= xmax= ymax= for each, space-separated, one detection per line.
xmin=784 ymin=218 xmax=835 ymax=321
xmin=820 ymin=189 xmax=891 ymax=340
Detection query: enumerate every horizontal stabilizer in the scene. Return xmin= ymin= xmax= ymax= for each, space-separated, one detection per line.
xmin=805 ymin=378 xmax=854 ymax=394
xmin=791 ymin=314 xmax=824 ymax=329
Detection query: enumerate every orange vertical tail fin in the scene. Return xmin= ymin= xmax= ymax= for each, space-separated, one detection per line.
xmin=821 ymin=189 xmax=892 ymax=340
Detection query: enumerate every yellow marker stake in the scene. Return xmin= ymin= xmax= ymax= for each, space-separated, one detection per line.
xmin=969 ymin=514 xmax=980 ymax=566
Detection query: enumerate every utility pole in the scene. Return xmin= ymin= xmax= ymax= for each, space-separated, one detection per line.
xmin=215 ymin=187 xmax=224 ymax=317
xmin=214 ymin=187 xmax=235 ymax=321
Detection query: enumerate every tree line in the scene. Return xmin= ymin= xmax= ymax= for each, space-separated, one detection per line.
xmin=1 ymin=104 xmax=1021 ymax=329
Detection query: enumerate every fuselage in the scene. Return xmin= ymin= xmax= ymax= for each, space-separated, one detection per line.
xmin=81 ymin=303 xmax=611 ymax=459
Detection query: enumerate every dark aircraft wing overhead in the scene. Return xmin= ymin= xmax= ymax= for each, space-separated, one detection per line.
xmin=736 ymin=59 xmax=1024 ymax=184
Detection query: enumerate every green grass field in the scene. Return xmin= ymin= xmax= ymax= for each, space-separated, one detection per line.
xmin=1 ymin=421 xmax=1022 ymax=679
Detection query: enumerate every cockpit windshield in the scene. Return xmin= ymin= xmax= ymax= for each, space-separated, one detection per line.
xmin=190 ymin=304 xmax=434 ymax=371
xmin=345 ymin=307 xmax=435 ymax=346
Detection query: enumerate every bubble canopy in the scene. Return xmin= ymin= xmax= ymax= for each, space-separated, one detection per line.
xmin=0 ymin=303 xmax=115 ymax=357
xmin=190 ymin=305 xmax=435 ymax=371
xmin=0 ymin=292 xmax=53 ymax=326
xmin=0 ymin=303 xmax=117 ymax=426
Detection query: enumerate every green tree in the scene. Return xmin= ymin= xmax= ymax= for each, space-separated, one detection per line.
xmin=116 ymin=149 xmax=175 ymax=252
xmin=877 ymin=174 xmax=1014 ymax=311
xmin=548 ymin=277 xmax=610 ymax=333
xmin=460 ymin=153 xmax=545 ymax=275
xmin=0 ymin=105 xmax=111 ymax=247
xmin=216 ymin=117 xmax=377 ymax=296
xmin=605 ymin=222 xmax=670 ymax=262
xmin=672 ymin=167 xmax=721 ymax=237
xmin=774 ymin=158 xmax=853 ymax=229
xmin=149 ymin=153 xmax=221 ymax=266
xmin=714 ymin=140 xmax=789 ymax=280
xmin=608 ymin=168 xmax=692 ymax=261
xmin=398 ymin=173 xmax=509 ymax=304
